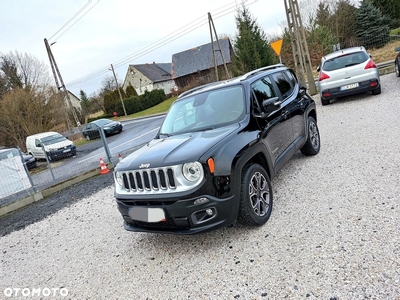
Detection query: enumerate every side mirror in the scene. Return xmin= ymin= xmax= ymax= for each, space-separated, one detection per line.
xmin=262 ymin=96 xmax=281 ymax=115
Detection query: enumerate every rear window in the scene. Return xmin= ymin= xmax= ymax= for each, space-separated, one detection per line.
xmin=322 ymin=51 xmax=369 ymax=71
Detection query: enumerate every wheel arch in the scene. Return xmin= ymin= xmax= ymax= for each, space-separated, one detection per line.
xmin=233 ymin=143 xmax=275 ymax=187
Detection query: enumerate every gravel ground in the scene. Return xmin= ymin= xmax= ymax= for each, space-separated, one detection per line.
xmin=1 ymin=74 xmax=400 ymax=300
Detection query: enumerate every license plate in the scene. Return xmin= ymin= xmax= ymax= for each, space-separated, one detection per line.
xmin=340 ymin=83 xmax=359 ymax=91
xmin=63 ymin=149 xmax=71 ymax=153
xmin=128 ymin=207 xmax=166 ymax=222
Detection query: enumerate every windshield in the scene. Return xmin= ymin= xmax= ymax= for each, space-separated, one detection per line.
xmin=322 ymin=51 xmax=369 ymax=71
xmin=41 ymin=134 xmax=67 ymax=145
xmin=160 ymin=85 xmax=245 ymax=136
xmin=93 ymin=119 xmax=112 ymax=126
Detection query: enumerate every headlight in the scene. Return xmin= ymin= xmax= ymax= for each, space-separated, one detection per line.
xmin=115 ymin=171 xmax=124 ymax=186
xmin=182 ymin=162 xmax=202 ymax=182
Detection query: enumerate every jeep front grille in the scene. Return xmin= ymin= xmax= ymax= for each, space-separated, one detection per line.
xmin=122 ymin=168 xmax=176 ymax=192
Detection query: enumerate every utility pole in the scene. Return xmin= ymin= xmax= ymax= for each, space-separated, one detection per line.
xmin=110 ymin=64 xmax=127 ymax=116
xmin=208 ymin=12 xmax=231 ymax=81
xmin=44 ymin=38 xmax=81 ymax=129
xmin=284 ymin=0 xmax=317 ymax=95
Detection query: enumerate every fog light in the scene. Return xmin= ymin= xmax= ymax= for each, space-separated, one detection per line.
xmin=206 ymin=208 xmax=213 ymax=216
xmin=194 ymin=197 xmax=209 ymax=205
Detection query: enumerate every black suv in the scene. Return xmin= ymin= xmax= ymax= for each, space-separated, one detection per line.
xmin=114 ymin=64 xmax=320 ymax=234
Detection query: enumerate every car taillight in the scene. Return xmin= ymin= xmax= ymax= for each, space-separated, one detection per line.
xmin=364 ymin=59 xmax=377 ymax=69
xmin=318 ymin=72 xmax=330 ymax=81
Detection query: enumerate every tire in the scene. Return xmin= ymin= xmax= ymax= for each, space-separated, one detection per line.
xmin=372 ymin=85 xmax=381 ymax=95
xmin=321 ymin=97 xmax=330 ymax=106
xmin=237 ymin=164 xmax=273 ymax=226
xmin=300 ymin=116 xmax=320 ymax=156
xmin=395 ymin=61 xmax=400 ymax=77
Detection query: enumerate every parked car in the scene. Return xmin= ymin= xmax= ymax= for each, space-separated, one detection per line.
xmin=113 ymin=64 xmax=320 ymax=235
xmin=0 ymin=148 xmax=36 ymax=170
xmin=395 ymin=46 xmax=400 ymax=77
xmin=317 ymin=46 xmax=381 ymax=105
xmin=26 ymin=132 xmax=76 ymax=161
xmin=81 ymin=118 xmax=123 ymax=140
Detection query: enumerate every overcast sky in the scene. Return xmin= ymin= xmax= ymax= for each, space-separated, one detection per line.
xmin=1 ymin=0 xmax=287 ymax=97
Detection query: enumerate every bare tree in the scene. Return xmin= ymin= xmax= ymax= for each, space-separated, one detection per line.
xmin=0 ymin=87 xmax=56 ymax=149
xmin=0 ymin=51 xmax=51 ymax=97
xmin=100 ymin=74 xmax=118 ymax=95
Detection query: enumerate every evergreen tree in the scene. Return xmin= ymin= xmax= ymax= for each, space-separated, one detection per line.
xmin=315 ymin=1 xmax=332 ymax=28
xmin=371 ymin=0 xmax=400 ymax=28
xmin=125 ymin=83 xmax=138 ymax=98
xmin=232 ymin=3 xmax=278 ymax=76
xmin=330 ymin=0 xmax=357 ymax=47
xmin=355 ymin=0 xmax=391 ymax=48
xmin=79 ymin=90 xmax=91 ymax=119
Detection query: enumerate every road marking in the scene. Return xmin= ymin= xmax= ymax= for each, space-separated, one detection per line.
xmin=77 ymin=127 xmax=159 ymax=163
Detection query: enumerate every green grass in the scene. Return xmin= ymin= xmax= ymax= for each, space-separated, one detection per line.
xmin=114 ymin=96 xmax=177 ymax=121
xmin=391 ymin=27 xmax=400 ymax=35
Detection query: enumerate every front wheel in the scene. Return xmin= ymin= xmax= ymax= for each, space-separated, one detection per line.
xmin=395 ymin=61 xmax=400 ymax=77
xmin=237 ymin=164 xmax=273 ymax=227
xmin=300 ymin=116 xmax=320 ymax=156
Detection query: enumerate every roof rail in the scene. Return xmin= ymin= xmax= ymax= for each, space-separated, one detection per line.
xmin=177 ymin=81 xmax=221 ymax=98
xmin=241 ymin=64 xmax=286 ymax=80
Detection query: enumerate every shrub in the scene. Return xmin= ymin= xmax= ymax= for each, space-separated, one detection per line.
xmin=115 ymin=89 xmax=166 ymax=115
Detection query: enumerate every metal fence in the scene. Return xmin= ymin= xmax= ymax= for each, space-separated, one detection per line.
xmin=0 ymin=121 xmax=142 ymax=216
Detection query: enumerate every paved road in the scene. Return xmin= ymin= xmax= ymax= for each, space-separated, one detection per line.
xmin=27 ymin=115 xmax=165 ymax=190
xmin=1 ymin=73 xmax=399 ymax=299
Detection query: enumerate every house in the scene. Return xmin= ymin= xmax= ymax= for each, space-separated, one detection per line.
xmin=171 ymin=37 xmax=234 ymax=90
xmin=64 ymin=91 xmax=81 ymax=111
xmin=122 ymin=62 xmax=175 ymax=96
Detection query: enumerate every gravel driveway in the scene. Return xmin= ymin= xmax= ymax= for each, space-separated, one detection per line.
xmin=1 ymin=74 xmax=399 ymax=299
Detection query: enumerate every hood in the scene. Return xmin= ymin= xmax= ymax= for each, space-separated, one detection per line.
xmin=117 ymin=124 xmax=239 ymax=170
xmin=44 ymin=139 xmax=74 ymax=151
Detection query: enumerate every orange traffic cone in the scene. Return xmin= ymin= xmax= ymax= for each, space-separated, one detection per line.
xmin=99 ymin=158 xmax=110 ymax=175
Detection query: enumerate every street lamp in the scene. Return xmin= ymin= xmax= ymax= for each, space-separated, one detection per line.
xmin=109 ymin=64 xmax=127 ymax=116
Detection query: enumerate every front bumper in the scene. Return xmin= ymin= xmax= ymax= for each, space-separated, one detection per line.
xmin=47 ymin=146 xmax=76 ymax=161
xmin=105 ymin=124 xmax=122 ymax=135
xmin=319 ymin=78 xmax=380 ymax=100
xmin=116 ymin=193 xmax=237 ymax=234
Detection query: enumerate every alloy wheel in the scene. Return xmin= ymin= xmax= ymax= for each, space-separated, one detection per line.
xmin=249 ymin=171 xmax=270 ymax=217
xmin=309 ymin=121 xmax=320 ymax=150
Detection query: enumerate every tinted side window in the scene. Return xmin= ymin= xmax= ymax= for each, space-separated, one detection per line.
xmin=271 ymin=72 xmax=293 ymax=99
xmin=251 ymin=76 xmax=276 ymax=112
xmin=284 ymin=70 xmax=297 ymax=87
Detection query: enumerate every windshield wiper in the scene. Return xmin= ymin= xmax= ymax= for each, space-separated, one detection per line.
xmin=191 ymin=126 xmax=215 ymax=133
xmin=158 ymin=132 xmax=172 ymax=137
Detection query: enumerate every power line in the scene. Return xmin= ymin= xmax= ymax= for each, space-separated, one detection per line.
xmin=66 ymin=0 xmax=256 ymax=88
xmin=49 ymin=0 xmax=99 ymax=43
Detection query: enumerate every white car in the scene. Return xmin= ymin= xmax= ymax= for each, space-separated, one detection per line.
xmin=317 ymin=46 xmax=381 ymax=106
xmin=26 ymin=132 xmax=76 ymax=161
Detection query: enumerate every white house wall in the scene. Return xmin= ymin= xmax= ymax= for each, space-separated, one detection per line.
xmin=154 ymin=79 xmax=175 ymax=95
xmin=123 ymin=66 xmax=175 ymax=96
